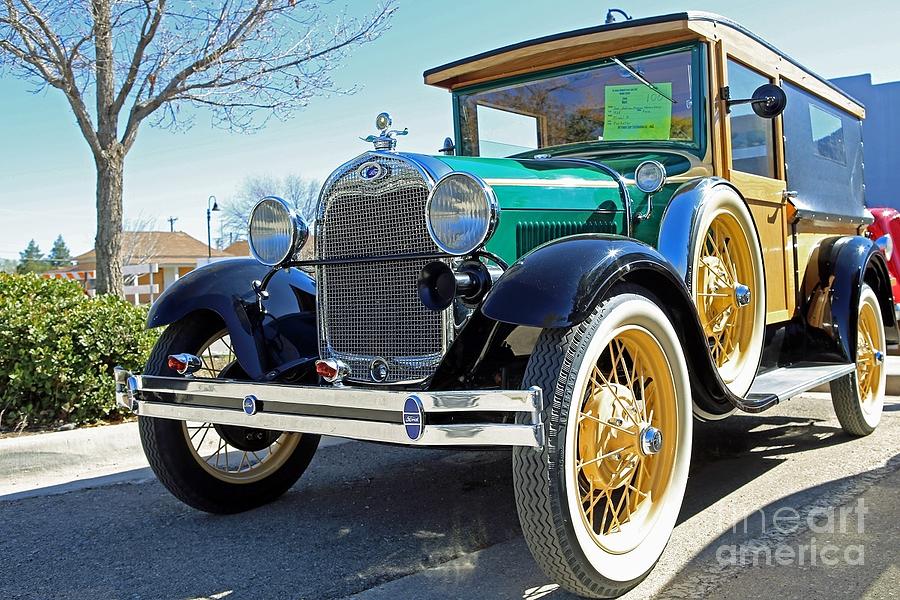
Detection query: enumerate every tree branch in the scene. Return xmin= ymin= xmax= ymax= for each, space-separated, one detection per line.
xmin=113 ymin=0 xmax=165 ymax=114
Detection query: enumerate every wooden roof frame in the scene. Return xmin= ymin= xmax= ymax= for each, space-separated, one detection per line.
xmin=423 ymin=12 xmax=864 ymax=119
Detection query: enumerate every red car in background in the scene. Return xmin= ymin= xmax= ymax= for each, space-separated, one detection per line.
xmin=869 ymin=207 xmax=900 ymax=318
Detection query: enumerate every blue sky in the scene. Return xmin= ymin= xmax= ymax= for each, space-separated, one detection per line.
xmin=1 ymin=0 xmax=899 ymax=260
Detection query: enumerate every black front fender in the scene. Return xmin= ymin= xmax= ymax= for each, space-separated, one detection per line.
xmin=482 ymin=234 xmax=687 ymax=328
xmin=480 ymin=234 xmax=753 ymax=414
xmin=147 ymin=258 xmax=317 ymax=380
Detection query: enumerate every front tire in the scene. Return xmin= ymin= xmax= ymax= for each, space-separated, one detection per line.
xmin=513 ymin=286 xmax=692 ymax=598
xmin=138 ymin=313 xmax=320 ymax=514
xmin=830 ymin=284 xmax=886 ymax=436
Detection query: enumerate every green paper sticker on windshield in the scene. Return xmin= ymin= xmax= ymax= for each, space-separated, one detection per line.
xmin=604 ymin=84 xmax=673 ymax=140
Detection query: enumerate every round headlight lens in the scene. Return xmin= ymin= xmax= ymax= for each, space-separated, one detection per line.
xmin=635 ymin=160 xmax=667 ymax=194
xmin=248 ymin=196 xmax=308 ymax=266
xmin=426 ymin=173 xmax=498 ymax=256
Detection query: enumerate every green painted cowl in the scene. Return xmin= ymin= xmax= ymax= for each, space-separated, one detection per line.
xmin=431 ymin=152 xmax=693 ymax=265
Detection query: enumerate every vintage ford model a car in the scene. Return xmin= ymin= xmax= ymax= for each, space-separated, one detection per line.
xmin=115 ymin=12 xmax=897 ymax=598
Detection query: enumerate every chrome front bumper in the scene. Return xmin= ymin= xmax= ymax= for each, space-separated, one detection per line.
xmin=114 ymin=368 xmax=544 ymax=448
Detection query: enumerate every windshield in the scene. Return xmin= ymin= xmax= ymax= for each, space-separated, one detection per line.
xmin=455 ymin=45 xmax=702 ymax=157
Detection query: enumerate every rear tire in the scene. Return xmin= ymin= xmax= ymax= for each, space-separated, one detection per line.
xmin=138 ymin=313 xmax=319 ymax=514
xmin=830 ymin=284 xmax=886 ymax=436
xmin=513 ymin=286 xmax=692 ymax=598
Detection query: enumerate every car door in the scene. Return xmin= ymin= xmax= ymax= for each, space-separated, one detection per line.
xmin=718 ymin=52 xmax=793 ymax=324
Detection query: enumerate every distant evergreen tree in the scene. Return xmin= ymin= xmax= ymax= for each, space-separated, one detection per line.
xmin=48 ymin=235 xmax=73 ymax=268
xmin=0 ymin=258 xmax=16 ymax=274
xmin=17 ymin=240 xmax=50 ymax=274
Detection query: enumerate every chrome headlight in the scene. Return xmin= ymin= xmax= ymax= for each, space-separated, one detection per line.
xmin=634 ymin=160 xmax=667 ymax=194
xmin=425 ymin=173 xmax=498 ymax=256
xmin=248 ymin=196 xmax=309 ymax=266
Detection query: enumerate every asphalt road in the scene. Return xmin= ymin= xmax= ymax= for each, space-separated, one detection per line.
xmin=1 ymin=393 xmax=898 ymax=600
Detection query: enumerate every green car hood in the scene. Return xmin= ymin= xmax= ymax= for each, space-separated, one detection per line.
xmin=430 ymin=152 xmax=692 ymax=261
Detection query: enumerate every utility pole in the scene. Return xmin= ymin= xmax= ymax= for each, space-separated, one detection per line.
xmin=167 ymin=216 xmax=178 ymax=232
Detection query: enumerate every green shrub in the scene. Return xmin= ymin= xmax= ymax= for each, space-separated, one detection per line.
xmin=0 ymin=273 xmax=159 ymax=429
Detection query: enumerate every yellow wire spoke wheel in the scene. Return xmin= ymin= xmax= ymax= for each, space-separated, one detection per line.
xmin=690 ymin=189 xmax=765 ymax=398
xmin=831 ymin=284 xmax=886 ymax=436
xmin=181 ymin=329 xmax=303 ymax=484
xmin=855 ymin=298 xmax=882 ymax=403
xmin=183 ymin=424 xmax=302 ymax=484
xmin=575 ymin=327 xmax=677 ymax=554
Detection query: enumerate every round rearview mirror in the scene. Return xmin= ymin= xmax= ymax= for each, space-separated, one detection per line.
xmin=751 ymin=84 xmax=787 ymax=119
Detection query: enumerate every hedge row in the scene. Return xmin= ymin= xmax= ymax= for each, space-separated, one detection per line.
xmin=0 ymin=273 xmax=159 ymax=430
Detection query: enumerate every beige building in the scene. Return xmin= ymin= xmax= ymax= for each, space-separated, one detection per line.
xmin=51 ymin=231 xmax=239 ymax=304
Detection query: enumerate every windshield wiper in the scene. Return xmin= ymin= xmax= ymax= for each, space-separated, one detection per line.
xmin=611 ymin=56 xmax=677 ymax=104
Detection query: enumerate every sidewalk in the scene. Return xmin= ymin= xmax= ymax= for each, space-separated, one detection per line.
xmin=0 ymin=421 xmax=350 ymax=501
xmin=0 ymin=421 xmax=151 ymax=499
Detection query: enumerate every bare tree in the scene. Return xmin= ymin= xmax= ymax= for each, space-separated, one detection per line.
xmin=0 ymin=1 xmax=395 ymax=296
xmin=220 ymin=172 xmax=320 ymax=242
xmin=122 ymin=212 xmax=161 ymax=268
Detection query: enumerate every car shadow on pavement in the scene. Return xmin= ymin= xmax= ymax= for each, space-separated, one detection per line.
xmin=658 ymin=451 xmax=900 ymax=599
xmin=679 ymin=412 xmax=851 ymax=523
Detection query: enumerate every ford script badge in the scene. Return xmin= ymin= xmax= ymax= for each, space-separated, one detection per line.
xmin=403 ymin=395 xmax=424 ymax=441
xmin=243 ymin=395 xmax=258 ymax=416
xmin=358 ymin=161 xmax=385 ymax=181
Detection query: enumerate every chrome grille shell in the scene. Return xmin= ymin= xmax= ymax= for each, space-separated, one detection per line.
xmin=315 ymin=153 xmax=451 ymax=384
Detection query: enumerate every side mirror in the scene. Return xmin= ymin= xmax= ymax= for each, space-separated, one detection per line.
xmin=750 ymin=84 xmax=787 ymax=118
xmin=725 ymin=83 xmax=787 ymax=119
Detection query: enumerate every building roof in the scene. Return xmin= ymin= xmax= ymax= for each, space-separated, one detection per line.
xmin=223 ymin=240 xmax=250 ymax=256
xmin=73 ymin=231 xmax=230 ymax=267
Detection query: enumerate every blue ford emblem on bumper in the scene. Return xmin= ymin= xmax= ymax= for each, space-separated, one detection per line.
xmin=243 ymin=395 xmax=258 ymax=416
xmin=403 ymin=395 xmax=424 ymax=441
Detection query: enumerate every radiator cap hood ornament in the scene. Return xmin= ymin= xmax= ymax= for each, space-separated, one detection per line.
xmin=361 ymin=112 xmax=408 ymax=151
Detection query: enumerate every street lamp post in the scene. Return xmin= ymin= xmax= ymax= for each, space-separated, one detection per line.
xmin=207 ymin=195 xmax=220 ymax=259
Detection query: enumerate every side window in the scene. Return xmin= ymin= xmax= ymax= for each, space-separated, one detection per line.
xmin=809 ymin=104 xmax=846 ymax=164
xmin=727 ymin=60 xmax=776 ymax=178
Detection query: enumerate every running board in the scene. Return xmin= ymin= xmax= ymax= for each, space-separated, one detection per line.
xmin=743 ymin=362 xmax=856 ymax=408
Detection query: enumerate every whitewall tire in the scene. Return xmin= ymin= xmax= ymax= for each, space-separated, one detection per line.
xmin=513 ymin=285 xmax=692 ymax=598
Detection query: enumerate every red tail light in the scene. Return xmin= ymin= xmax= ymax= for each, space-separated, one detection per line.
xmin=315 ymin=359 xmax=348 ymax=383
xmin=315 ymin=360 xmax=338 ymax=380
xmin=168 ymin=356 xmax=187 ymax=373
xmin=167 ymin=353 xmax=202 ymax=375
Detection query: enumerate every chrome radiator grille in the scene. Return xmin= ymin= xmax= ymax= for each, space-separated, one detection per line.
xmin=316 ymin=154 xmax=449 ymax=383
